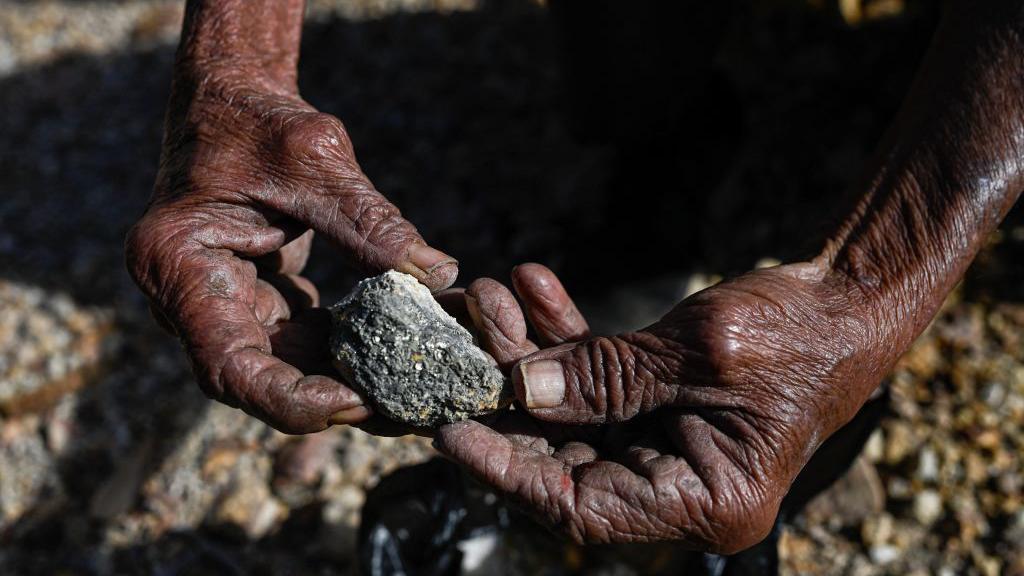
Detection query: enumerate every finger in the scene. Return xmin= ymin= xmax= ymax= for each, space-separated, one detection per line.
xmin=434 ymin=288 xmax=473 ymax=331
xmin=435 ymin=420 xmax=658 ymax=544
xmin=259 ymin=112 xmax=458 ymax=291
xmin=264 ymin=311 xmax=375 ymax=432
xmin=511 ymin=333 xmax=694 ymax=425
xmin=476 ymin=410 xmax=554 ymax=454
xmin=435 ymin=420 xmax=580 ymax=531
xmin=511 ymin=263 xmax=590 ymax=345
xmin=255 ymin=273 xmax=321 ymax=326
xmin=479 ymin=408 xmax=605 ymax=447
xmin=552 ymin=442 xmax=598 ymax=467
xmin=254 ymin=229 xmax=314 ymax=275
xmin=265 ymin=273 xmax=319 ymax=310
xmin=465 ymin=278 xmax=539 ymax=370
xmin=127 ymin=208 xmax=368 ymax=433
xmin=267 ymin=308 xmax=334 ymax=375
xmin=221 ymin=348 xmax=371 ymax=431
xmin=254 ymin=279 xmax=291 ymax=326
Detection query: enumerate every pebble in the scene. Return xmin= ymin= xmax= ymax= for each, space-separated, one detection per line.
xmin=915 ymin=447 xmax=939 ymax=482
xmin=869 ymin=545 xmax=901 ymax=565
xmin=913 ymin=490 xmax=943 ymax=525
xmin=329 ymin=271 xmax=509 ymax=428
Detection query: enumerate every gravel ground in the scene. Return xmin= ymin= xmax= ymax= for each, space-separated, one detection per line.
xmin=0 ymin=0 xmax=1022 ymax=574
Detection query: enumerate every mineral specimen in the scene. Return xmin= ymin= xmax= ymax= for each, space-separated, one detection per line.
xmin=329 ymin=271 xmax=509 ymax=428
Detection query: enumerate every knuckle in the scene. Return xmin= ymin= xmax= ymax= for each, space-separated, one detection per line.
xmin=275 ymin=111 xmax=354 ymax=166
xmin=570 ymin=336 xmax=638 ymax=422
xmin=623 ymin=332 xmax=686 ymax=412
xmin=189 ymin=349 xmax=230 ymax=405
xmin=195 ymin=372 xmax=228 ymax=404
xmin=349 ymin=196 xmax=410 ymax=245
xmin=124 ymin=211 xmax=192 ymax=297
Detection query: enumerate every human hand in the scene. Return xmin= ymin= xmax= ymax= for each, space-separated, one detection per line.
xmin=126 ymin=52 xmax=456 ymax=434
xmin=436 ymin=262 xmax=890 ymax=552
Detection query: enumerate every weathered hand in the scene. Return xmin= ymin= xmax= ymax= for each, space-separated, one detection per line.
xmin=125 ymin=51 xmax=456 ymax=434
xmin=437 ymin=262 xmax=889 ymax=552
xmin=435 ymin=0 xmax=1024 ymax=550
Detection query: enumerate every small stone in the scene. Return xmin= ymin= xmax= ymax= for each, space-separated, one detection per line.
xmin=274 ymin=431 xmax=339 ymax=487
xmin=915 ymin=447 xmax=939 ymax=482
xmin=980 ymin=382 xmax=1006 ymax=408
xmin=803 ymin=457 xmax=884 ymax=527
xmin=273 ymin=431 xmax=341 ymax=506
xmin=863 ymin=429 xmax=884 ymax=463
xmin=884 ymin=421 xmax=916 ymax=465
xmin=330 ymin=271 xmax=509 ymax=428
xmin=869 ymin=544 xmax=901 ymax=565
xmin=887 ymin=477 xmax=912 ymax=499
xmin=319 ymin=488 xmax=364 ymax=562
xmin=861 ymin=513 xmax=894 ymax=547
xmin=212 ymin=479 xmax=287 ymax=541
xmin=998 ymin=472 xmax=1022 ymax=495
xmin=974 ymin=428 xmax=1001 ymax=450
xmin=89 ymin=439 xmax=152 ymax=520
xmin=913 ymin=490 xmax=943 ymax=525
xmin=977 ymin=556 xmax=1001 ymax=576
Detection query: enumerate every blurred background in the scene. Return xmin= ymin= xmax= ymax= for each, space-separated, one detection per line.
xmin=0 ymin=0 xmax=1022 ymax=574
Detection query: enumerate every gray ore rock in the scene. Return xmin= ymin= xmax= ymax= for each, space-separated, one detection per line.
xmin=329 ymin=271 xmax=509 ymax=428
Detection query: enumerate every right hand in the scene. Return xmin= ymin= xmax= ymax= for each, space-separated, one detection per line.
xmin=126 ymin=67 xmax=457 ymax=434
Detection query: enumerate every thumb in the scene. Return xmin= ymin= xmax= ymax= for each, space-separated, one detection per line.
xmin=512 ymin=333 xmax=688 ymax=424
xmin=260 ymin=112 xmax=458 ymax=291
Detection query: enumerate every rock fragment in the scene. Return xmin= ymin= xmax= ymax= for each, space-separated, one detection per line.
xmin=329 ymin=271 xmax=509 ymax=428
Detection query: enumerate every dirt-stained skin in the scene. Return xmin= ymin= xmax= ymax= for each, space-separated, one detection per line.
xmin=126 ymin=0 xmax=1023 ymax=552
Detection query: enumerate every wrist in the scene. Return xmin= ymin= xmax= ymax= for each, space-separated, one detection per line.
xmin=172 ymin=60 xmax=299 ymax=108
xmin=175 ymin=0 xmax=305 ymax=94
xmin=819 ymin=150 xmax=1006 ymax=351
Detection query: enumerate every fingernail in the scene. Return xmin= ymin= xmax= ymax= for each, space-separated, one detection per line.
xmin=520 ymin=360 xmax=566 ymax=409
xmin=328 ymin=405 xmax=372 ymax=426
xmin=397 ymin=244 xmax=458 ymax=290
xmin=408 ymin=244 xmax=457 ymax=275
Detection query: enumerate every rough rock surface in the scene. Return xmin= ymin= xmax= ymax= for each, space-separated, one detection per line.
xmin=329 ymin=271 xmax=508 ymax=428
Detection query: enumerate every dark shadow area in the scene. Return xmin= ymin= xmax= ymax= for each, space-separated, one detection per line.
xmin=0 ymin=0 xmax=955 ymax=301
xmin=7 ymin=0 xmax=1023 ymax=574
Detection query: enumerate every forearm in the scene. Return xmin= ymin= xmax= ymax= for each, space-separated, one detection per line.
xmin=821 ymin=1 xmax=1024 ymax=355
xmin=177 ymin=0 xmax=306 ymax=90
xmin=161 ymin=0 xmax=309 ymax=164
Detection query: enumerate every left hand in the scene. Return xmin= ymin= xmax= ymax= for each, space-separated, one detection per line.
xmin=436 ymin=261 xmax=890 ymax=553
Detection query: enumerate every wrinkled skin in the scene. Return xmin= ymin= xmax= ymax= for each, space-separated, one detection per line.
xmin=436 ymin=0 xmax=1024 ymax=549
xmin=435 ymin=1 xmax=1024 ymax=550
xmin=128 ymin=0 xmax=1024 ymax=552
xmin=125 ymin=2 xmax=458 ymax=434
xmin=437 ymin=263 xmax=881 ymax=552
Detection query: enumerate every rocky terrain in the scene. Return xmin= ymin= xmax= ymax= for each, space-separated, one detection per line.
xmin=0 ymin=0 xmax=1021 ymax=574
